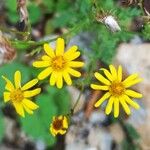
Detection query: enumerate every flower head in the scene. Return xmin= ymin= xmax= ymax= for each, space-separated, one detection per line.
xmin=50 ymin=115 xmax=68 ymax=136
xmin=91 ymin=65 xmax=143 ymax=118
xmin=2 ymin=70 xmax=41 ymax=117
xmin=33 ymin=38 xmax=84 ymax=89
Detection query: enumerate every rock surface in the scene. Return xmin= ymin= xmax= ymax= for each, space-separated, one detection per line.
xmin=115 ymin=43 xmax=150 ymax=149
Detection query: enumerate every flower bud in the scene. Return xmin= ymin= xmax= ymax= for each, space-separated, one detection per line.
xmin=97 ymin=15 xmax=121 ymax=32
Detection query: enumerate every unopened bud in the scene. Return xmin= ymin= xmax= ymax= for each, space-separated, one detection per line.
xmin=97 ymin=15 xmax=121 ymax=32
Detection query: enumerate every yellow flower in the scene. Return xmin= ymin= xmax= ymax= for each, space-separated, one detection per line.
xmin=91 ymin=65 xmax=143 ymax=118
xmin=50 ymin=115 xmax=68 ymax=136
xmin=2 ymin=70 xmax=41 ymax=117
xmin=33 ymin=38 xmax=84 ymax=89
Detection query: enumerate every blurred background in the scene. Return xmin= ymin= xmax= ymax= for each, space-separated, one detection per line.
xmin=0 ymin=0 xmax=150 ymax=150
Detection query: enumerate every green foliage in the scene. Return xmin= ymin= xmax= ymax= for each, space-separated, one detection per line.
xmin=0 ymin=112 xmax=4 ymax=141
xmin=142 ymin=23 xmax=150 ymax=40
xmin=0 ymin=61 xmax=31 ymax=93
xmin=28 ymin=2 xmax=42 ymax=25
xmin=125 ymin=123 xmax=140 ymax=140
xmin=21 ymin=86 xmax=71 ymax=146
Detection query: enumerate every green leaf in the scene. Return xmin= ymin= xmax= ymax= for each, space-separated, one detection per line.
xmin=125 ymin=123 xmax=140 ymax=140
xmin=0 ymin=61 xmax=32 ymax=93
xmin=28 ymin=2 xmax=41 ymax=25
xmin=0 ymin=112 xmax=4 ymax=141
xmin=20 ymin=93 xmax=57 ymax=146
xmin=21 ymin=86 xmax=71 ymax=146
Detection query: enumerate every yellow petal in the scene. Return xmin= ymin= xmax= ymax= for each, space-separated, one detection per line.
xmin=56 ymin=73 xmax=63 ymax=89
xmin=22 ymin=79 xmax=39 ymax=91
xmin=13 ymin=102 xmax=25 ymax=117
xmin=124 ymin=78 xmax=142 ymax=88
xmin=118 ymin=65 xmax=122 ymax=82
xmin=56 ymin=38 xmax=64 ymax=56
xmin=100 ymin=68 xmax=113 ymax=81
xmin=59 ymin=130 xmax=66 ymax=135
xmin=50 ymin=72 xmax=58 ymax=86
xmin=119 ymin=96 xmax=131 ymax=115
xmin=94 ymin=92 xmax=111 ymax=107
xmin=2 ymin=76 xmax=14 ymax=91
xmin=23 ymin=104 xmax=34 ymax=114
xmin=50 ymin=126 xmax=56 ymax=136
xmin=125 ymin=90 xmax=142 ymax=98
xmin=4 ymin=92 xmax=10 ymax=102
xmin=90 ymin=84 xmax=109 ymax=91
xmin=123 ymin=73 xmax=139 ymax=84
xmin=94 ymin=72 xmax=111 ymax=85
xmin=38 ymin=67 xmax=52 ymax=80
xmin=42 ymin=55 xmax=51 ymax=61
xmin=109 ymin=65 xmax=117 ymax=80
xmin=14 ymin=71 xmax=21 ymax=89
xmin=64 ymin=45 xmax=78 ymax=57
xmin=24 ymin=88 xmax=41 ymax=98
xmin=68 ymin=68 xmax=81 ymax=77
xmin=69 ymin=61 xmax=84 ymax=68
xmin=114 ymin=98 xmax=119 ymax=118
xmin=33 ymin=61 xmax=50 ymax=68
xmin=63 ymin=71 xmax=72 ymax=85
xmin=123 ymin=95 xmax=140 ymax=109
xmin=67 ymin=52 xmax=80 ymax=61
xmin=63 ymin=116 xmax=68 ymax=128
xmin=23 ymin=99 xmax=39 ymax=110
xmin=43 ymin=43 xmax=55 ymax=57
xmin=105 ymin=96 xmax=114 ymax=115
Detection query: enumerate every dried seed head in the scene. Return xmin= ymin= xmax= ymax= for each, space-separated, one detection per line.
xmin=0 ymin=31 xmax=16 ymax=65
xmin=96 ymin=14 xmax=121 ymax=32
xmin=17 ymin=0 xmax=28 ymax=31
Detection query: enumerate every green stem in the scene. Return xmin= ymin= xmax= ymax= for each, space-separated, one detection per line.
xmin=71 ymin=84 xmax=84 ymax=115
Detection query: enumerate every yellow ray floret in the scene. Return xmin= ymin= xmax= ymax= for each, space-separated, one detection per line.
xmin=2 ymin=71 xmax=41 ymax=117
xmin=91 ymin=65 xmax=143 ymax=118
xmin=50 ymin=115 xmax=68 ymax=136
xmin=33 ymin=38 xmax=84 ymax=89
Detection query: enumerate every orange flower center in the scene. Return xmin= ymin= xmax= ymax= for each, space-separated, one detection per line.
xmin=110 ymin=82 xmax=125 ymax=96
xmin=51 ymin=56 xmax=67 ymax=71
xmin=10 ymin=89 xmax=24 ymax=102
xmin=53 ymin=118 xmax=63 ymax=130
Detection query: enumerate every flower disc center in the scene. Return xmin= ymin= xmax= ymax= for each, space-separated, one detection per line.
xmin=10 ymin=89 xmax=24 ymax=102
xmin=51 ymin=56 xmax=66 ymax=71
xmin=53 ymin=118 xmax=63 ymax=130
xmin=110 ymin=82 xmax=125 ymax=96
